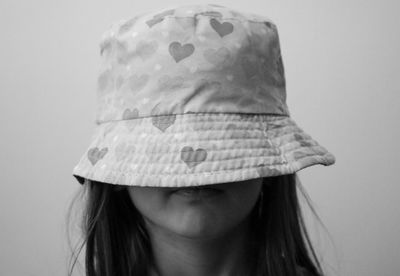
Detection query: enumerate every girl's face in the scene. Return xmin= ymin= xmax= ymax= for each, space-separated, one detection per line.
xmin=127 ymin=178 xmax=263 ymax=239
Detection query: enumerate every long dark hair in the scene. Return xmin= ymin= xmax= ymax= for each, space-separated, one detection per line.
xmin=66 ymin=173 xmax=326 ymax=276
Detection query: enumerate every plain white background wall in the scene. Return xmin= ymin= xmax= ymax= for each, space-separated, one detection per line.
xmin=1 ymin=0 xmax=399 ymax=275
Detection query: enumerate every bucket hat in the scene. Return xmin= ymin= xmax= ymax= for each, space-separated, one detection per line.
xmin=72 ymin=3 xmax=335 ymax=187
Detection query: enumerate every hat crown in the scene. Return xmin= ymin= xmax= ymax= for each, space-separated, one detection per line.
xmin=96 ymin=4 xmax=288 ymax=124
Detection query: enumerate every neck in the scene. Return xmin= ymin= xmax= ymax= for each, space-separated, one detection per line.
xmin=146 ymin=217 xmax=254 ymax=276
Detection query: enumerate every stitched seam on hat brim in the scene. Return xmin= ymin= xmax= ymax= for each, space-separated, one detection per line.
xmin=95 ymin=113 xmax=290 ymax=125
xmin=91 ymin=137 xmax=320 ymax=151
xmin=76 ymin=155 xmax=332 ymax=178
xmin=90 ymin=146 xmax=330 ymax=169
xmin=96 ymin=128 xmax=308 ymax=140
xmin=107 ymin=146 xmax=327 ymax=160
xmin=90 ymin=135 xmax=321 ymax=151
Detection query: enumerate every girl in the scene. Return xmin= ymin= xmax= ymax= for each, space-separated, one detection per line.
xmin=68 ymin=4 xmax=335 ymax=276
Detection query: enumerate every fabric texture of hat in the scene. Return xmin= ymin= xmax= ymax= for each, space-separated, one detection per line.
xmin=72 ymin=3 xmax=336 ymax=187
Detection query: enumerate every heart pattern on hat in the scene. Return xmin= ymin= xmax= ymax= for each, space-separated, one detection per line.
xmin=169 ymin=42 xmax=195 ymax=63
xmin=152 ymin=114 xmax=176 ymax=132
xmin=72 ymin=5 xmax=338 ymax=188
xmin=122 ymin=108 xmax=139 ymax=120
xmin=181 ymin=146 xmax=207 ymax=168
xmin=96 ymin=5 xmax=290 ymax=125
xmin=210 ymin=18 xmax=234 ymax=37
xmin=88 ymin=147 xmax=108 ymax=165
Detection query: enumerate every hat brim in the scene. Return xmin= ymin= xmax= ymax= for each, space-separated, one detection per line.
xmin=72 ymin=113 xmax=335 ymax=187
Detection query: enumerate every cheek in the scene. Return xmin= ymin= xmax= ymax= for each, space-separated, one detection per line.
xmin=127 ymin=187 xmax=169 ymax=223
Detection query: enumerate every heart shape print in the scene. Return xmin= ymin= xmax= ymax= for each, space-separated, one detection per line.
xmin=210 ymin=18 xmax=234 ymax=38
xmin=122 ymin=108 xmax=139 ymax=120
xmin=152 ymin=114 xmax=176 ymax=132
xmin=88 ymin=147 xmax=108 ymax=165
xmin=181 ymin=146 xmax=207 ymax=168
xmin=169 ymin=42 xmax=195 ymax=63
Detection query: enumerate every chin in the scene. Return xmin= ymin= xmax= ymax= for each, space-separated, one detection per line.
xmin=175 ymin=226 xmax=221 ymax=240
xmin=170 ymin=212 xmax=227 ymax=239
